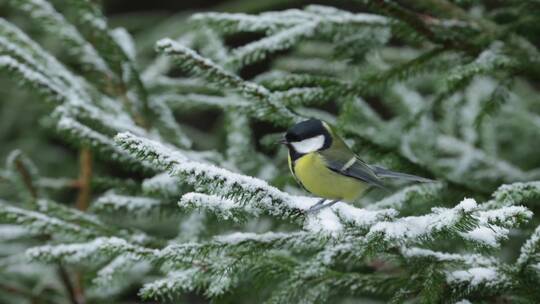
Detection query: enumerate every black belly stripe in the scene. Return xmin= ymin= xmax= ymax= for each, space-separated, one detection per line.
xmin=289 ymin=149 xmax=303 ymax=163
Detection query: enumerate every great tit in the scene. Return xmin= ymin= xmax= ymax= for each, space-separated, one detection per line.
xmin=280 ymin=119 xmax=433 ymax=212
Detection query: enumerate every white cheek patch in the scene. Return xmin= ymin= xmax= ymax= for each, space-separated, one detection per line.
xmin=291 ymin=135 xmax=325 ymax=153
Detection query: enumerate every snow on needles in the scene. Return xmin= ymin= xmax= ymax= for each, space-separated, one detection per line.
xmin=516 ymin=225 xmax=540 ymax=268
xmin=93 ymin=192 xmax=165 ymax=216
xmin=115 ymin=133 xmax=533 ymax=240
xmin=331 ymin=202 xmax=397 ymax=228
xmin=142 ymin=172 xmax=182 ymax=197
xmin=460 ymin=205 xmax=531 ymax=247
xmin=215 ymin=231 xmax=293 ymax=245
xmin=367 ymin=198 xmax=478 ymax=244
xmin=26 ymin=237 xmax=134 ymax=263
xmin=180 ymin=192 xmax=252 ymax=222
xmin=446 ymin=267 xmax=507 ymax=290
xmin=116 ymin=132 xmax=402 ymax=233
xmin=401 ymin=247 xmax=495 ymax=266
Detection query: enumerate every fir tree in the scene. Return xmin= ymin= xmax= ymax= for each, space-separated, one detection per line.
xmin=1 ymin=1 xmax=540 ymax=303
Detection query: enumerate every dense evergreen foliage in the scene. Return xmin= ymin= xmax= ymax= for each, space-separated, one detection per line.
xmin=2 ymin=0 xmax=540 ymax=303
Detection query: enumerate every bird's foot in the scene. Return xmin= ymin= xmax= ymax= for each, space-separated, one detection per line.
xmin=290 ymin=208 xmax=306 ymax=220
xmin=307 ymin=199 xmax=340 ymax=213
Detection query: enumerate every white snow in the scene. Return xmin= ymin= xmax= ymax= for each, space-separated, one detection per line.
xmin=142 ymin=172 xmax=181 ymax=196
xmin=93 ymin=192 xmax=165 ymax=215
xmin=0 ymin=200 xmax=89 ymax=239
xmin=140 ymin=269 xmax=198 ymax=296
xmin=93 ymin=253 xmax=150 ymax=286
xmin=191 ymin=11 xmax=301 ymax=34
xmin=307 ymin=5 xmax=388 ymax=25
xmin=176 ymin=212 xmax=206 ymax=242
xmin=115 ymin=131 xmax=212 ymax=171
xmin=460 ymin=226 xmax=507 ymax=247
xmin=333 ymin=203 xmax=397 ymax=228
xmin=459 ymin=204 xmax=530 ymax=247
xmin=391 ymin=84 xmax=424 ymax=115
xmin=215 ymin=231 xmax=292 ymax=245
xmin=516 ymin=225 xmax=540 ymax=267
xmin=446 ymin=267 xmax=503 ymax=288
xmin=156 ymin=93 xmax=247 ymax=110
xmin=180 ymin=192 xmax=254 ymax=221
xmin=230 ymin=22 xmax=316 ymax=67
xmin=477 ymin=205 xmax=532 ymax=226
xmin=26 ymin=237 xmax=133 ymax=262
xmin=401 ymin=247 xmax=494 ymax=266
xmin=459 ymin=198 xmax=478 ymax=212
xmin=0 ymin=55 xmax=64 ymax=102
xmin=0 ymin=225 xmax=32 ymax=241
xmin=368 ymin=198 xmax=478 ymax=243
xmin=304 ymin=207 xmax=344 ymax=233
xmin=111 ymin=27 xmax=136 ymax=60
xmin=156 ymin=38 xmax=217 ymax=68
xmin=168 ymin=157 xmax=314 ymax=213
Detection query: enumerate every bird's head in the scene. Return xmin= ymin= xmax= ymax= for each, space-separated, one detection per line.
xmin=280 ymin=119 xmax=333 ymax=154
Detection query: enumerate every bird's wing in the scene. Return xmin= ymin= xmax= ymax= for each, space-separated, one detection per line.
xmin=319 ymin=148 xmax=386 ymax=189
xmin=370 ymin=165 xmax=434 ymax=183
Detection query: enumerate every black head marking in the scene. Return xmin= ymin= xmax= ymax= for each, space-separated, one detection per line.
xmin=284 ymin=119 xmax=332 ymax=154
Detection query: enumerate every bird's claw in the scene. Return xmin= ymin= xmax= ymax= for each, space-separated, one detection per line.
xmin=290 ymin=208 xmax=306 ymax=219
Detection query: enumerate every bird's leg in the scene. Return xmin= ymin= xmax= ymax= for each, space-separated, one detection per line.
xmin=308 ymin=199 xmax=339 ymax=213
xmin=308 ymin=198 xmax=326 ymax=212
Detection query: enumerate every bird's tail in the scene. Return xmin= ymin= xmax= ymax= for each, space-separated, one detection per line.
xmin=371 ymin=165 xmax=434 ymax=183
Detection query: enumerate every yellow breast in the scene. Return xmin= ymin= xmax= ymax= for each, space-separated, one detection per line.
xmin=290 ymin=153 xmax=368 ymax=202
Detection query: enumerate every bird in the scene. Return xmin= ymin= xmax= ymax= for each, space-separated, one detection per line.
xmin=279 ymin=119 xmax=433 ymax=212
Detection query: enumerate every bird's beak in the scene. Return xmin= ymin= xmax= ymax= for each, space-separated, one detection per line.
xmin=277 ymin=138 xmax=288 ymax=145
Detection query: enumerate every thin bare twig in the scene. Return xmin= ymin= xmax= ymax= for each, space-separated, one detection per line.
xmin=14 ymin=158 xmax=37 ymax=199
xmin=75 ymin=148 xmax=93 ymax=211
xmin=57 ymin=264 xmax=85 ymax=304
xmin=70 ymin=148 xmax=93 ymax=304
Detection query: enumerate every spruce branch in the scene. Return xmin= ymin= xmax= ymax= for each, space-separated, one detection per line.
xmin=92 ymin=253 xmax=150 ymax=288
xmin=55 ymin=116 xmax=155 ymax=173
xmin=179 ymin=193 xmax=250 ymax=223
xmin=115 ymin=132 xmax=310 ymax=222
xmin=8 ymin=0 xmax=117 ymax=90
xmin=440 ymin=43 xmax=517 ymax=97
xmin=484 ymin=181 xmax=540 ymax=209
xmin=516 ymin=225 xmax=540 ymax=271
xmin=142 ymin=172 xmax=183 ymax=199
xmin=446 ymin=266 xmax=512 ymax=297
xmin=366 ymin=198 xmax=480 ymax=247
xmin=0 ymin=19 xmax=95 ymax=104
xmin=92 ymin=192 xmax=171 ymax=217
xmin=0 ymin=199 xmax=98 ymax=241
xmin=155 ymin=38 xmax=301 ymax=127
xmin=26 ymin=237 xmax=155 ymax=264
xmin=400 ymin=247 xmax=495 ymax=267
xmin=62 ymin=0 xmax=150 ymax=125
xmin=362 ymin=0 xmax=479 ymax=53
xmin=115 ymin=132 xmax=398 ymax=233
xmin=225 ymin=22 xmax=318 ymax=71
xmin=2 ymin=2 xmax=540 ymax=303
